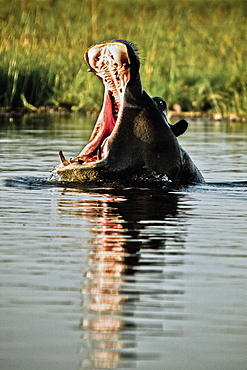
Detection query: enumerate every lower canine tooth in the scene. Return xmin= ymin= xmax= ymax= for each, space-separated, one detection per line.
xmin=59 ymin=150 xmax=66 ymax=164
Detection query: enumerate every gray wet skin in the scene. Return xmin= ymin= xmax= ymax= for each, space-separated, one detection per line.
xmin=152 ymin=97 xmax=188 ymax=137
xmin=55 ymin=39 xmax=204 ymax=185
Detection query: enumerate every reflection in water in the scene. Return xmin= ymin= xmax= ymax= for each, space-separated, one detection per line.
xmin=57 ymin=189 xmax=188 ymax=369
xmin=81 ymin=200 xmax=128 ymax=369
xmin=1 ymin=116 xmax=247 ymax=369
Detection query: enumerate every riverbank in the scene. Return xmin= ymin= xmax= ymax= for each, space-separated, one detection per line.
xmin=1 ymin=0 xmax=246 ymax=115
xmin=1 ymin=107 xmax=245 ymax=124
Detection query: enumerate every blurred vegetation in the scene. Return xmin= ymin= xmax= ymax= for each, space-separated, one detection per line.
xmin=0 ymin=0 xmax=246 ymax=114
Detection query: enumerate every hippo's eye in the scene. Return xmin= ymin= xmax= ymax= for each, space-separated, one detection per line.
xmin=153 ymin=97 xmax=167 ymax=112
xmin=159 ymin=100 xmax=166 ymax=109
xmin=156 ymin=98 xmax=167 ymax=111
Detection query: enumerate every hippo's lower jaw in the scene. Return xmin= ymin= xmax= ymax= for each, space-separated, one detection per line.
xmin=52 ymin=163 xmax=172 ymax=186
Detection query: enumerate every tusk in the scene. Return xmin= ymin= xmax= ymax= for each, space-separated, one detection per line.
xmin=59 ymin=150 xmax=67 ymax=164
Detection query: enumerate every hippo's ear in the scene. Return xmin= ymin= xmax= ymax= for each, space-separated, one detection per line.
xmin=170 ymin=119 xmax=188 ymax=137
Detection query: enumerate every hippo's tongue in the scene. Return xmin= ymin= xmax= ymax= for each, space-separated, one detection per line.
xmin=59 ymin=41 xmax=131 ymax=166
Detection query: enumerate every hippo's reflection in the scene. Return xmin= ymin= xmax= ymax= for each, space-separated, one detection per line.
xmin=56 ymin=188 xmax=189 ymax=369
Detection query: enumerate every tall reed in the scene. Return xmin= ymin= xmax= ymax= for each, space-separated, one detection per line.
xmin=0 ymin=0 xmax=246 ymax=114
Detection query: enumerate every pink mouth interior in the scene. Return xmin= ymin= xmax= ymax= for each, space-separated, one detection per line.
xmin=94 ymin=92 xmax=118 ymax=161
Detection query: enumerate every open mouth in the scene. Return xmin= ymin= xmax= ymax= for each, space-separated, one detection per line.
xmin=59 ymin=41 xmax=131 ymax=166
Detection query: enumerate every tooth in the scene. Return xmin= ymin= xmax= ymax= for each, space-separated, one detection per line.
xmin=58 ymin=150 xmax=68 ymax=165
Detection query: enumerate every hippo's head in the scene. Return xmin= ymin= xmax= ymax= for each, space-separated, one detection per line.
xmin=54 ymin=40 xmax=204 ymax=185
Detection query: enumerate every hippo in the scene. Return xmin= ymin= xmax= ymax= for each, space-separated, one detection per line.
xmin=54 ymin=39 xmax=204 ymax=185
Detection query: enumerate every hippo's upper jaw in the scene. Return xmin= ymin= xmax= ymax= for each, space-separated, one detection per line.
xmin=54 ymin=39 xmax=205 ymax=185
xmin=79 ymin=40 xmax=134 ymax=163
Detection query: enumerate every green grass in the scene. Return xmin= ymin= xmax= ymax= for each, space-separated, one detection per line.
xmin=0 ymin=0 xmax=246 ymax=115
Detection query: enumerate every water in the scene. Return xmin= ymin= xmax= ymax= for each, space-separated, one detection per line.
xmin=0 ymin=114 xmax=246 ymax=370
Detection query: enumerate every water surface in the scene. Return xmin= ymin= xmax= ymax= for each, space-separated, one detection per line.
xmin=0 ymin=114 xmax=246 ymax=370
